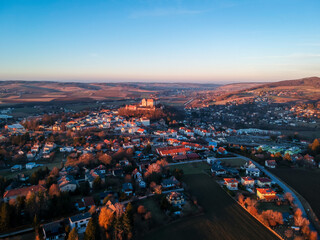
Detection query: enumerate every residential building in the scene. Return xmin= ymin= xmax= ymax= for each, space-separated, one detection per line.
xmin=246 ymin=168 xmax=260 ymax=177
xmin=58 ymin=175 xmax=78 ymax=192
xmin=257 ymin=177 xmax=272 ymax=188
xmin=256 ymin=188 xmax=278 ymax=201
xmin=42 ymin=220 xmax=66 ymax=240
xmin=241 ymin=177 xmax=255 ymax=188
xmin=224 ymin=178 xmax=239 ymax=190
xmin=265 ymin=160 xmax=277 ymax=168
xmin=3 ymin=185 xmax=46 ymax=202
xmin=69 ymin=212 xmax=91 ymax=234
xmin=166 ymin=191 xmax=185 ymax=208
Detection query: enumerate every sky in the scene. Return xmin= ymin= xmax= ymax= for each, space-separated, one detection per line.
xmin=0 ymin=0 xmax=320 ymax=83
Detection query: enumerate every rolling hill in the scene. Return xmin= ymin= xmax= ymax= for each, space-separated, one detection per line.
xmin=211 ymin=77 xmax=320 ymax=105
xmin=0 ymin=81 xmax=220 ymax=105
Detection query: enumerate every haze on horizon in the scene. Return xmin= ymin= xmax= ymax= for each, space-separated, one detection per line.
xmin=0 ymin=0 xmax=320 ymax=83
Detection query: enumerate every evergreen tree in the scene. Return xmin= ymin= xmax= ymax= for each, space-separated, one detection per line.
xmin=122 ymin=212 xmax=132 ymax=239
xmin=84 ymin=216 xmax=100 ymax=240
xmin=0 ymin=203 xmax=11 ymax=231
xmin=125 ymin=203 xmax=133 ymax=221
xmin=113 ymin=216 xmax=124 ymax=240
xmin=68 ymin=227 xmax=79 ymax=240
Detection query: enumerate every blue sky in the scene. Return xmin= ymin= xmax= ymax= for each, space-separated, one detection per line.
xmin=0 ymin=0 xmax=319 ymax=83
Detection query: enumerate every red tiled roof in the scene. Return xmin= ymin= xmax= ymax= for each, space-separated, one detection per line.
xmin=264 ymin=195 xmax=279 ymax=200
xmin=258 ymin=177 xmax=271 ymax=183
xmin=224 ymin=178 xmax=239 ymax=184
xmin=4 ymin=185 xmax=46 ymax=199
xmin=242 ymin=177 xmax=254 ymax=182
xmin=256 ymin=188 xmax=276 ymax=195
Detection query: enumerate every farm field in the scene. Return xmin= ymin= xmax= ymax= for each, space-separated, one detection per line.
xmin=143 ymin=173 xmax=278 ymax=240
xmin=169 ymin=162 xmax=209 ymax=175
xmin=219 ymin=157 xmax=247 ymax=167
xmin=270 ymin=168 xmax=320 ymax=219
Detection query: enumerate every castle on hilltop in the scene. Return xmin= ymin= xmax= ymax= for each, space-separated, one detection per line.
xmin=125 ymin=98 xmax=159 ymax=111
xmin=141 ymin=98 xmax=159 ymax=108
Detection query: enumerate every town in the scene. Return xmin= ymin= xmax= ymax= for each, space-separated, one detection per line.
xmin=0 ymin=98 xmax=319 ymax=240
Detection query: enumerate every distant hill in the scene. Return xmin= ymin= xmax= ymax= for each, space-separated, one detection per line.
xmin=252 ymin=76 xmax=320 ymax=89
xmin=0 ymin=77 xmax=318 ymax=106
xmin=211 ymin=76 xmax=320 ymax=105
xmin=0 ymin=81 xmax=220 ymax=105
xmin=215 ymin=82 xmax=265 ymax=92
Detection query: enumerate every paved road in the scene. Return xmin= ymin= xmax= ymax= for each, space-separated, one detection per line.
xmin=0 ymin=227 xmax=33 ymax=239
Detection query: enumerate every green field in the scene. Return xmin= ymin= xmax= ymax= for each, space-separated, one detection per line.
xmin=219 ymin=157 xmax=247 ymax=167
xmin=169 ymin=162 xmax=210 ymax=175
xmin=143 ymin=173 xmax=278 ymax=240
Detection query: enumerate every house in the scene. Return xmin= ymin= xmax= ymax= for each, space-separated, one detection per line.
xmin=75 ymin=196 xmax=95 ymax=211
xmin=5 ymin=123 xmax=25 ymax=134
xmin=26 ymin=162 xmax=37 ymax=169
xmin=58 ymin=175 xmax=78 ymax=192
xmin=85 ymin=169 xmax=105 ymax=188
xmin=217 ymin=147 xmax=227 ymax=155
xmin=122 ymin=183 xmax=133 ymax=196
xmin=265 ymin=160 xmax=277 ymax=168
xmin=69 ymin=212 xmax=91 ymax=233
xmin=132 ymin=169 xmax=146 ymax=188
xmin=208 ymin=141 xmax=218 ymax=148
xmin=256 ymin=188 xmax=278 ymax=201
xmin=119 ymin=159 xmax=130 ymax=166
xmin=225 ymin=167 xmax=239 ymax=176
xmin=257 ymin=177 xmax=272 ymax=188
xmin=161 ymin=176 xmax=180 ymax=190
xmin=207 ymin=156 xmax=217 ymax=164
xmin=244 ymin=161 xmax=256 ymax=169
xmin=112 ymin=168 xmax=124 ymax=177
xmin=166 ymin=191 xmax=185 ymax=208
xmin=241 ymin=177 xmax=255 ymax=188
xmin=3 ymin=185 xmax=46 ymax=202
xmin=60 ymin=146 xmax=74 ymax=153
xmin=224 ymin=178 xmax=239 ymax=190
xmin=137 ymin=179 xmax=146 ymax=188
xmin=140 ymin=118 xmax=150 ymax=126
xmin=123 ymin=142 xmax=134 ymax=149
xmin=26 ymin=151 xmax=35 ymax=159
xmin=186 ymin=153 xmax=200 ymax=160
xmin=11 ymin=164 xmax=22 ymax=172
xmin=156 ymin=145 xmax=190 ymax=157
xmin=173 ymin=155 xmax=187 ymax=161
xmin=137 ymin=128 xmax=146 ymax=134
xmin=211 ymin=164 xmax=226 ymax=176
xmin=42 ymin=220 xmax=66 ymax=240
xmin=17 ymin=173 xmax=29 ymax=182
xmin=246 ymin=168 xmax=260 ymax=177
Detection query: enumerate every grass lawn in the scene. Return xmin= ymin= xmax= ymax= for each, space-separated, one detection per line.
xmin=143 ymin=173 xmax=278 ymax=240
xmin=219 ymin=157 xmax=247 ymax=167
xmin=169 ymin=162 xmax=210 ymax=175
xmin=258 ymin=202 xmax=292 ymax=213
xmin=139 ymin=197 xmax=168 ymax=225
